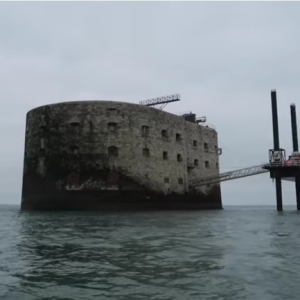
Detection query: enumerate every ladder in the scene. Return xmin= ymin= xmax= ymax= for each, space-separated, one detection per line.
xmin=189 ymin=164 xmax=269 ymax=188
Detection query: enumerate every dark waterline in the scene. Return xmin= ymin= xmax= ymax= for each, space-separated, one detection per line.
xmin=0 ymin=204 xmax=300 ymax=300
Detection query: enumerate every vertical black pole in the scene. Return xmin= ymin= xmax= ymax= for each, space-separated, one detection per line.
xmin=271 ymin=90 xmax=283 ymax=211
xmin=290 ymin=104 xmax=299 ymax=151
xmin=290 ymin=104 xmax=300 ymax=210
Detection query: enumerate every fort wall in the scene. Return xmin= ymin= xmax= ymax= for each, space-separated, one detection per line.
xmin=22 ymin=100 xmax=221 ymax=210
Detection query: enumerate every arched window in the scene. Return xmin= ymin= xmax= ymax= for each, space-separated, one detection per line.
xmin=108 ymin=146 xmax=119 ymax=157
xmin=193 ymin=140 xmax=197 ymax=147
xmin=205 ymin=160 xmax=209 ymax=168
xmin=163 ymin=151 xmax=168 ymax=160
xmin=194 ymin=159 xmax=199 ymax=166
xmin=177 ymin=154 xmax=182 ymax=162
xmin=143 ymin=148 xmax=150 ymax=157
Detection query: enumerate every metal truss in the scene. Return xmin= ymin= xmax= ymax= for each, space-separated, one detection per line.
xmin=189 ymin=164 xmax=269 ymax=188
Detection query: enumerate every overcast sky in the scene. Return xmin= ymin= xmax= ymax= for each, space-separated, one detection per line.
xmin=1 ymin=1 xmax=300 ymax=206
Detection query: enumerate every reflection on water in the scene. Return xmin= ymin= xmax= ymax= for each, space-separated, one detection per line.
xmin=0 ymin=205 xmax=300 ymax=299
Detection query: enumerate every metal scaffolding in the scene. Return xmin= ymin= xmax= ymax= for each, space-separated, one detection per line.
xmin=189 ymin=164 xmax=269 ymax=188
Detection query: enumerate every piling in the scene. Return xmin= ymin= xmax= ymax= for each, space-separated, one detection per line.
xmin=271 ymin=90 xmax=283 ymax=211
xmin=290 ymin=104 xmax=300 ymax=210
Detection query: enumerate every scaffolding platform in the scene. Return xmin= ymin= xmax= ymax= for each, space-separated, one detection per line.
xmin=263 ymin=149 xmax=300 ymax=178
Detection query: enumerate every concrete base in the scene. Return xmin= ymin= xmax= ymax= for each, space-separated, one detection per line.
xmin=21 ymin=188 xmax=222 ymax=211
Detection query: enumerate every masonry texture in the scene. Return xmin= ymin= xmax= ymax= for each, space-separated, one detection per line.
xmin=21 ymin=101 xmax=222 ymax=210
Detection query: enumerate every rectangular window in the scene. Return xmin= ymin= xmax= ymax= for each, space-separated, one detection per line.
xmin=163 ymin=151 xmax=168 ymax=160
xmin=141 ymin=126 xmax=149 ymax=137
xmin=108 ymin=122 xmax=117 ymax=132
xmin=143 ymin=148 xmax=150 ymax=157
xmin=204 ymin=143 xmax=209 ymax=152
xmin=178 ymin=178 xmax=183 ymax=184
xmin=108 ymin=146 xmax=119 ymax=157
xmin=107 ymin=108 xmax=119 ymax=114
xmin=176 ymin=133 xmax=182 ymax=142
xmin=164 ymin=177 xmax=169 ymax=183
xmin=40 ymin=138 xmax=45 ymax=149
xmin=162 ymin=130 xmax=168 ymax=140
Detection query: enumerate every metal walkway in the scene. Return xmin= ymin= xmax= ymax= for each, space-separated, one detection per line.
xmin=189 ymin=164 xmax=269 ymax=188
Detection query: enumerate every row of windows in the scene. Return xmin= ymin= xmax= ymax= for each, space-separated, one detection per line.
xmin=164 ymin=177 xmax=184 ymax=184
xmin=142 ymin=126 xmax=216 ymax=148
xmin=38 ymin=143 xmax=219 ymax=168
xmin=106 ymin=124 xmax=184 ymax=142
xmin=71 ymin=146 xmax=217 ymax=168
xmin=38 ymin=121 xmax=217 ymax=153
xmin=69 ymin=122 xmax=216 ymax=149
xmin=111 ymin=125 xmax=217 ymax=152
xmin=115 ymin=124 xmax=216 ymax=151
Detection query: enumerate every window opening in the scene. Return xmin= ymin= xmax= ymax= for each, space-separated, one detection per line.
xmin=108 ymin=122 xmax=117 ymax=132
xmin=204 ymin=143 xmax=209 ymax=152
xmin=176 ymin=133 xmax=182 ymax=142
xmin=141 ymin=125 xmax=149 ymax=137
xmin=143 ymin=148 xmax=150 ymax=157
xmin=71 ymin=146 xmax=79 ymax=155
xmin=108 ymin=146 xmax=119 ymax=157
xmin=162 ymin=130 xmax=168 ymax=139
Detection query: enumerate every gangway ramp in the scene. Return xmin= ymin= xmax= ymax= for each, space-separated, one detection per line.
xmin=189 ymin=164 xmax=269 ymax=188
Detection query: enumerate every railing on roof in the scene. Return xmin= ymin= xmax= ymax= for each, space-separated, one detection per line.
xmin=177 ymin=111 xmax=193 ymax=116
xmin=199 ymin=123 xmax=216 ymax=130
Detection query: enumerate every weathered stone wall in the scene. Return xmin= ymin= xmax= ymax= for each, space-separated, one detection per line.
xmin=22 ymin=101 xmax=220 ymax=198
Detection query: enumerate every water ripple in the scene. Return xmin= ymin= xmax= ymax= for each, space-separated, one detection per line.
xmin=0 ymin=206 xmax=300 ymax=299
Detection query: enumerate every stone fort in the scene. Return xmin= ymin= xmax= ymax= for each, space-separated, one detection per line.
xmin=21 ymin=100 xmax=222 ymax=210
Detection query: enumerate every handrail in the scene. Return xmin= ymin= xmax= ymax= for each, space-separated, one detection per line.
xmin=189 ymin=160 xmax=300 ymax=188
xmin=266 ymin=160 xmax=300 ymax=167
xmin=190 ymin=164 xmax=269 ymax=188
